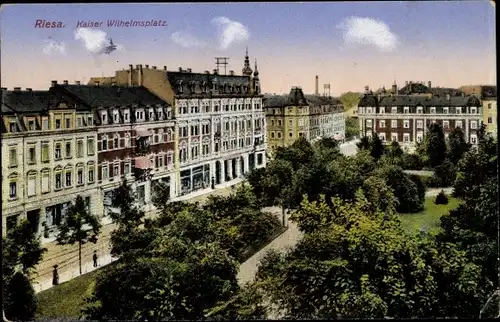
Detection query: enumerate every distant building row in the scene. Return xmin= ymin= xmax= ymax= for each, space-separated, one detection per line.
xmin=357 ymin=81 xmax=497 ymax=149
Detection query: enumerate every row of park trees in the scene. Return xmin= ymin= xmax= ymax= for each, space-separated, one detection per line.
xmin=242 ymin=127 xmax=498 ymax=318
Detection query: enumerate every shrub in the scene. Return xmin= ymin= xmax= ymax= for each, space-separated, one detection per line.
xmin=5 ymin=271 xmax=37 ymax=321
xmin=434 ymin=190 xmax=449 ymax=205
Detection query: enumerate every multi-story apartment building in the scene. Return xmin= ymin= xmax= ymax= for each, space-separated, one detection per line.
xmin=87 ymin=49 xmax=267 ymax=196
xmin=1 ymin=87 xmax=99 ymax=239
xmin=264 ymin=87 xmax=345 ymax=150
xmin=357 ymin=86 xmax=482 ymax=150
xmin=459 ymin=85 xmax=497 ymax=137
xmin=49 ymin=81 xmax=175 ymax=213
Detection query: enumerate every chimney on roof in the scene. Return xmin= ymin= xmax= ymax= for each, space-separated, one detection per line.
xmin=364 ymin=85 xmax=370 ymax=94
xmin=75 ymin=80 xmax=80 ymax=85
xmin=428 ymin=81 xmax=431 ymax=88
xmin=51 ymin=80 xmax=57 ymax=87
xmin=204 ymin=70 xmax=210 ymax=74
xmin=95 ymin=81 xmax=100 ymax=87
xmin=152 ymin=66 xmax=157 ymax=69
xmin=63 ymin=80 xmax=68 ymax=85
xmin=145 ymin=64 xmax=149 ymax=69
xmin=187 ymin=68 xmax=192 ymax=73
xmin=129 ymin=64 xmax=133 ymax=70
xmin=229 ymin=70 xmax=234 ymax=76
xmin=178 ymin=67 xmax=183 ymax=72
xmin=213 ymin=69 xmax=218 ymax=75
xmin=26 ymin=88 xmax=32 ymax=91
xmin=315 ymin=75 xmax=320 ymax=96
xmin=405 ymin=81 xmax=409 ymax=86
xmin=13 ymin=87 xmax=21 ymax=92
xmin=163 ymin=66 xmax=167 ymax=70
xmin=136 ymin=64 xmax=140 ymax=69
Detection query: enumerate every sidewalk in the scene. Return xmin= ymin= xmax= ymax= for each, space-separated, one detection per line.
xmin=34 ymin=180 xmax=243 ymax=294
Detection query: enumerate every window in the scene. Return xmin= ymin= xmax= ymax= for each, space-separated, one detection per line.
xmin=403 ymin=107 xmax=409 ymax=114
xmin=65 ymin=171 xmax=72 ymax=187
xmin=88 ymin=116 xmax=93 ymax=126
xmin=488 ymin=103 xmax=492 ymax=109
xmin=124 ymin=111 xmax=129 ymax=122
xmin=55 ymin=119 xmax=61 ymax=129
xmin=113 ymin=164 xmax=119 ymax=177
xmin=114 ymin=135 xmax=119 ymax=149
xmin=124 ymin=162 xmax=131 ymax=175
xmin=55 ymin=143 xmax=62 ymax=160
xmin=77 ymin=168 xmax=84 ymax=185
xmin=289 ymin=132 xmax=293 ymax=137
xmin=488 ymin=117 xmax=493 ymax=124
xmin=403 ymin=120 xmax=410 ymax=129
xmin=77 ymin=140 xmax=84 ymax=157
xmin=379 ymin=133 xmax=386 ymax=142
xmin=277 ymin=132 xmax=282 ymax=139
xmin=367 ymin=107 xmax=373 ymax=114
xmin=28 ymin=120 xmax=35 ymax=130
xmin=471 ymin=107 xmax=477 ymax=114
xmin=203 ymin=143 xmax=210 ymax=155
xmin=113 ymin=111 xmax=119 ymax=123
xmin=417 ymin=120 xmax=423 ymax=129
xmin=124 ymin=134 xmax=131 ymax=147
xmin=28 ymin=146 xmax=36 ymax=164
xmin=88 ymin=166 xmax=95 ymax=183
xmin=416 ymin=132 xmax=424 ymax=143
xmin=416 ymin=107 xmax=423 ymax=114
xmin=9 ymin=122 xmax=16 ymax=132
xmin=471 ymin=135 xmax=477 ymax=144
xmin=443 ymin=107 xmax=449 ymax=114
xmin=55 ymin=172 xmax=62 ymax=190
xmin=26 ymin=174 xmax=36 ymax=197
xmin=289 ymin=120 xmax=293 ymax=126
xmin=65 ymin=142 xmax=71 ymax=158
xmin=391 ymin=107 xmax=397 ymax=114
xmin=87 ymin=138 xmax=95 ymax=155
xmin=102 ymin=165 xmax=109 ymax=180
xmin=271 ymin=132 xmax=275 ymax=138
xmin=443 ymin=121 xmax=449 ymax=129
xmin=392 ymin=133 xmax=398 ymax=142
xmin=430 ymin=107 xmax=436 ymax=114
xmin=403 ymin=133 xmax=410 ymax=142
xmin=42 ymin=171 xmax=50 ymax=193
xmin=102 ymin=135 xmax=108 ymax=151
xmin=391 ymin=120 xmax=398 ymax=128
xmin=277 ymin=120 xmax=282 ymax=126
xmin=167 ymin=153 xmax=173 ymax=166
xmin=455 ymin=121 xmax=463 ymax=128
xmin=9 ymin=182 xmax=17 ymax=199
xmin=101 ymin=112 xmax=107 ymax=123
xmin=9 ymin=148 xmax=17 ymax=167
xmin=77 ymin=117 xmax=83 ymax=128
xmin=471 ymin=121 xmax=477 ymax=129
xmin=456 ymin=107 xmax=461 ymax=114
xmin=42 ymin=118 xmax=49 ymax=130
xmin=157 ymin=155 xmax=164 ymax=168
xmin=366 ymin=120 xmax=372 ymax=128
xmin=65 ymin=117 xmax=71 ymax=128
xmin=379 ymin=107 xmax=385 ymax=114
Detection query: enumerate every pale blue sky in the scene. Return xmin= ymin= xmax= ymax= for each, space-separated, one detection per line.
xmin=1 ymin=2 xmax=496 ymax=94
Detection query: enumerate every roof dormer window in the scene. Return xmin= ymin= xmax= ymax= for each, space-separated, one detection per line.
xmin=101 ymin=111 xmax=107 ymax=124
xmin=113 ymin=109 xmax=119 ymax=123
xmin=178 ymin=81 xmax=184 ymax=93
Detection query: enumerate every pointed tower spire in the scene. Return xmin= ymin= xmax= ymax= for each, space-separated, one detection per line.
xmin=242 ymin=47 xmax=253 ymax=76
xmin=253 ymin=59 xmax=259 ymax=77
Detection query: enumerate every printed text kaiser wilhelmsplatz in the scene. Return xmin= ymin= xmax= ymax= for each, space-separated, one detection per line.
xmin=76 ymin=19 xmax=168 ymax=28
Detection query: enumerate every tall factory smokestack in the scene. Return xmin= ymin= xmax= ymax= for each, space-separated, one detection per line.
xmin=315 ymin=75 xmax=319 ymax=96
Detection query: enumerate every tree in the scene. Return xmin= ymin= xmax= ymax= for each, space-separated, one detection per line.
xmin=370 ymin=133 xmax=385 ymax=160
xmin=3 ymin=219 xmax=46 ymax=322
xmin=4 ymin=271 xmax=37 ymax=322
xmin=256 ymin=195 xmax=487 ymax=319
xmin=2 ymin=219 xmax=47 ymax=278
xmin=110 ymin=179 xmax=145 ymax=228
xmin=339 ymin=92 xmax=361 ymax=110
xmin=387 ymin=141 xmax=404 ymax=159
xmin=446 ymin=127 xmax=470 ymax=165
xmin=431 ymin=159 xmax=456 ymax=187
xmin=57 ymin=195 xmax=102 ymax=275
xmin=425 ymin=123 xmax=447 ymax=167
xmin=356 ymin=136 xmax=371 ymax=151
xmin=345 ymin=116 xmax=359 ymax=140
xmin=83 ymin=243 xmax=239 ymax=320
xmin=434 ymin=190 xmax=449 ymax=205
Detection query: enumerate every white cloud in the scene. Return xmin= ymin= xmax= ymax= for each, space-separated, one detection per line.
xmin=74 ymin=27 xmax=112 ymax=54
xmin=211 ymin=16 xmax=250 ymax=50
xmin=171 ymin=31 xmax=207 ymax=48
xmin=338 ymin=16 xmax=398 ymax=52
xmin=43 ymin=39 xmax=66 ymax=55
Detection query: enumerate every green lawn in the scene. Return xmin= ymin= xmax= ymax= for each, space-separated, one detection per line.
xmin=399 ymin=196 xmax=462 ymax=235
xmin=36 ymin=268 xmax=101 ymax=319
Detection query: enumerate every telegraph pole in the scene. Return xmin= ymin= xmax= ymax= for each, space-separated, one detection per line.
xmin=215 ymin=57 xmax=229 ymax=75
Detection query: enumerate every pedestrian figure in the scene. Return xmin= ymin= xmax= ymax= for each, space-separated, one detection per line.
xmin=93 ymin=250 xmax=98 ymax=267
xmin=52 ymin=265 xmax=59 ymax=286
xmin=211 ymin=176 xmax=215 ymax=189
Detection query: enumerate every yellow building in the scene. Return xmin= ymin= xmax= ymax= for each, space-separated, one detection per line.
xmin=264 ymin=87 xmax=345 ymax=152
xmin=1 ymin=87 xmax=100 ymax=240
xmin=459 ymin=85 xmax=497 ymax=137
